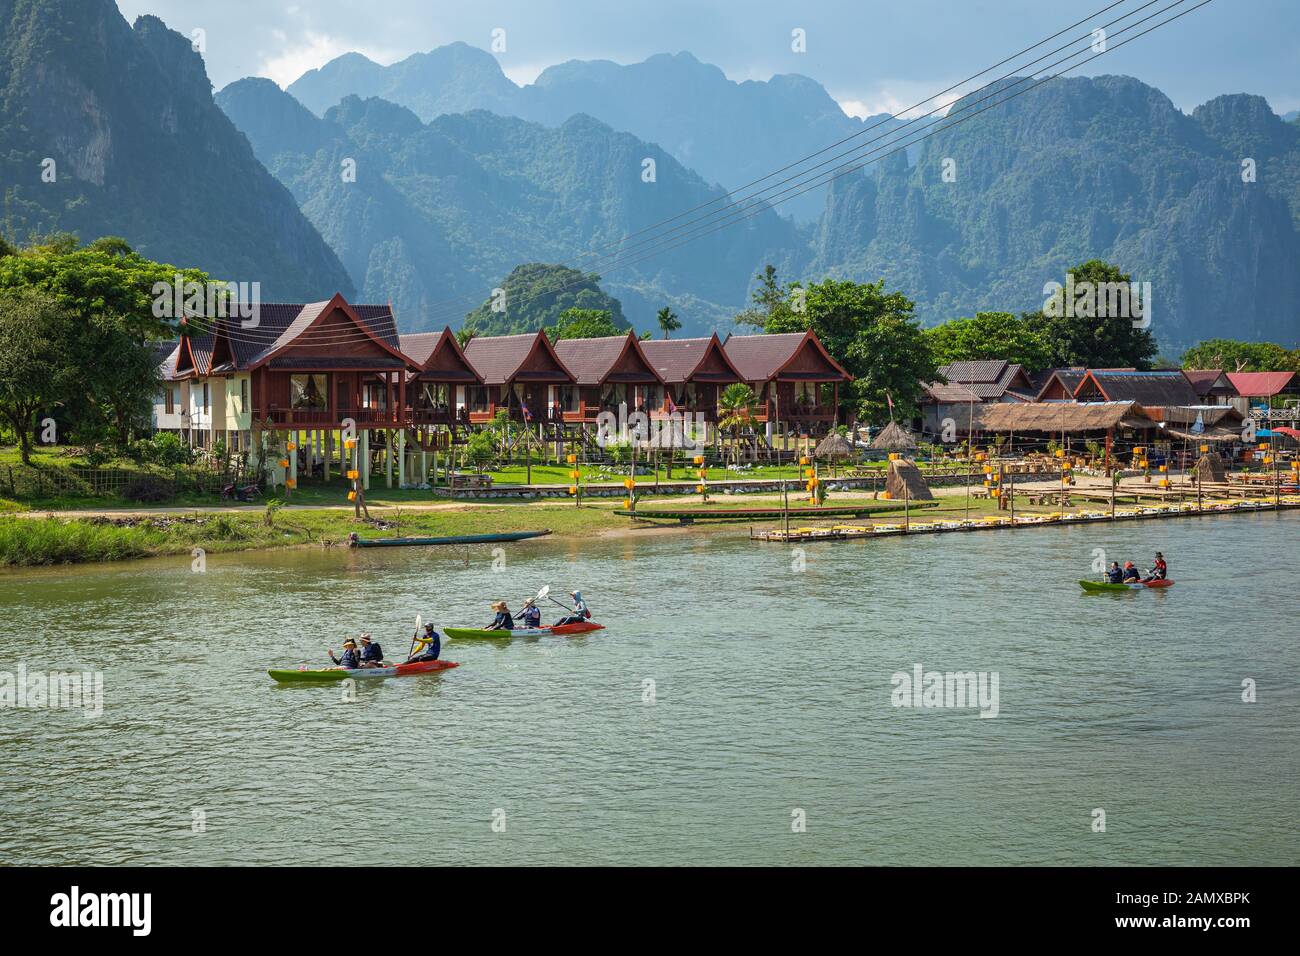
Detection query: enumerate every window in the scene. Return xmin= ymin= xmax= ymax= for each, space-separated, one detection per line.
xmin=202 ymin=382 xmax=210 ymax=412
xmin=164 ymin=389 xmax=174 ymax=415
xmin=240 ymin=378 xmax=249 ymax=409
xmin=291 ymin=374 xmax=327 ymax=409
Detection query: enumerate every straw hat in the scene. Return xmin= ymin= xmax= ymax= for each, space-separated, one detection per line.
xmin=342 ymin=639 xmax=358 ymax=648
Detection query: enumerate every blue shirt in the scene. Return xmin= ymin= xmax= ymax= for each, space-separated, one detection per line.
xmin=1107 ymin=567 xmax=1123 ymax=583
xmin=491 ymin=611 xmax=515 ymax=630
xmin=413 ymin=632 xmax=441 ymax=661
xmin=335 ymin=648 xmax=361 ymax=668
xmin=521 ymin=607 xmax=541 ymax=627
xmin=360 ymin=642 xmax=383 ymax=663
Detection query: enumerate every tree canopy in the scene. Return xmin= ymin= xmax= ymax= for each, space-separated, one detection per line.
xmin=1180 ymin=338 xmax=1300 ymax=372
xmin=1023 ymin=260 xmax=1158 ymax=370
xmin=548 ymin=308 xmax=623 ymax=341
xmin=926 ymin=311 xmax=1051 ymax=373
xmin=748 ymin=268 xmax=936 ymax=424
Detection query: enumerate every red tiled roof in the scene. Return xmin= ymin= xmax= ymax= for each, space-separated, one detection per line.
xmin=639 ymin=335 xmax=742 ymax=384
xmin=723 ymin=331 xmax=850 ymax=382
xmin=553 ymin=334 xmax=661 ymax=386
xmin=399 ymin=328 xmax=481 ymax=382
xmin=181 ymin=297 xmax=403 ymax=371
xmin=1226 ymin=371 xmax=1297 ymax=397
xmin=462 ymin=331 xmax=574 ymax=386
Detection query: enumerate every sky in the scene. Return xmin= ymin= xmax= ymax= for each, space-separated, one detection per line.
xmin=115 ymin=0 xmax=1300 ymax=116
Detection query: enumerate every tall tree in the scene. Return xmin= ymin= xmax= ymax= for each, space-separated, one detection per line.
xmin=765 ymin=277 xmax=935 ymax=424
xmin=0 ymin=290 xmax=74 ymax=464
xmin=656 ymin=306 xmax=682 ymax=339
xmin=1025 ymin=260 xmax=1158 ymax=370
xmin=735 ymin=265 xmax=799 ymax=328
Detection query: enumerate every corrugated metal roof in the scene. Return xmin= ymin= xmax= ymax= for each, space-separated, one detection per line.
xmin=1081 ymin=370 xmax=1200 ymax=406
xmin=938 ymin=360 xmax=1009 ymax=384
xmin=1226 ymin=371 xmax=1297 ymax=397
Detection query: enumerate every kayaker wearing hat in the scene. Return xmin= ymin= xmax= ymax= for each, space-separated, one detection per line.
xmin=519 ymin=598 xmax=542 ymax=629
xmin=485 ymin=601 xmax=515 ymax=631
xmin=358 ymin=633 xmax=384 ymax=668
xmin=1144 ymin=552 xmax=1168 ymax=582
xmin=328 ymin=639 xmax=361 ymax=669
xmin=1121 ymin=561 xmax=1142 ymax=583
xmin=553 ymin=590 xmax=591 ymax=626
xmin=406 ymin=623 xmax=442 ymax=663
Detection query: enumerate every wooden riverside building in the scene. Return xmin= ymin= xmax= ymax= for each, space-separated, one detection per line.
xmin=157 ymin=295 xmax=854 ymax=486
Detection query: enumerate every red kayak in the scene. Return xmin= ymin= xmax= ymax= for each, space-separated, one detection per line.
xmin=546 ymin=622 xmax=606 ymax=636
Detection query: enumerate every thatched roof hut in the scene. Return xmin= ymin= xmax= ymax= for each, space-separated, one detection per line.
xmin=1193 ymin=452 xmax=1227 ymax=484
xmin=885 ymin=458 xmax=934 ymax=500
xmin=871 ymin=421 xmax=918 ymax=450
xmin=814 ymin=432 xmax=855 ymax=460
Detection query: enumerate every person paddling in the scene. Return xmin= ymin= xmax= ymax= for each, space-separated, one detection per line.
xmin=519 ymin=598 xmax=542 ymax=629
xmin=553 ymin=589 xmax=591 ymax=626
xmin=486 ymin=601 xmax=515 ymax=631
xmin=328 ymin=639 xmax=361 ymax=669
xmin=406 ymin=623 xmax=441 ymax=663
xmin=358 ymin=633 xmax=384 ymax=668
xmin=1106 ymin=561 xmax=1123 ymax=584
xmin=1121 ymin=561 xmax=1142 ymax=583
xmin=1144 ymin=552 xmax=1168 ymax=582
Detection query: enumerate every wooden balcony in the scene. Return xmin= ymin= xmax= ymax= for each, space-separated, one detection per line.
xmin=256 ymin=405 xmax=397 ymax=428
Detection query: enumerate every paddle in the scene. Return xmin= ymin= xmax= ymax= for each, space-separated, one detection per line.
xmin=406 ymin=614 xmax=423 ymax=662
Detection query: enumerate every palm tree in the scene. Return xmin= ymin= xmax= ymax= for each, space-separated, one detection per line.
xmin=656 ymin=306 xmax=682 ymax=339
xmin=717 ymin=382 xmax=757 ymax=466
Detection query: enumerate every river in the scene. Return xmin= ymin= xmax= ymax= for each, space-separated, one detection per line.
xmin=2 ymin=511 xmax=1296 ymax=865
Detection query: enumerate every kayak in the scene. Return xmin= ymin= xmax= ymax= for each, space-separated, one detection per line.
xmin=443 ymin=622 xmax=606 ymax=640
xmin=349 ymin=530 xmax=551 ymax=548
xmin=268 ymin=660 xmax=459 ymax=683
xmin=1079 ymin=579 xmax=1175 ymax=592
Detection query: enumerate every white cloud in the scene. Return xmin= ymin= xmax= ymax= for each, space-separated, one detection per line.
xmin=500 ymin=61 xmax=548 ymax=87
xmin=255 ymin=30 xmax=401 ymax=87
xmin=835 ymin=82 xmax=962 ymax=121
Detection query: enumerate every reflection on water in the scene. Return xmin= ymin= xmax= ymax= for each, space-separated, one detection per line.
xmin=1 ymin=512 xmax=1297 ymax=865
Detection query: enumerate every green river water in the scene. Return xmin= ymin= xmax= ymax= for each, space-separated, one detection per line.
xmin=1 ymin=511 xmax=1297 ymax=866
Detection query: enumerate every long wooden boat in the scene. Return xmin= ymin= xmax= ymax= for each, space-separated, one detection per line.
xmin=614 ymin=502 xmax=939 ymax=523
xmin=348 ymin=530 xmax=551 ymax=548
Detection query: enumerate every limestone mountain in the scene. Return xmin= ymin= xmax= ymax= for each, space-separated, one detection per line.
xmin=810 ymin=76 xmax=1300 ymax=349
xmin=218 ymin=80 xmax=800 ymax=334
xmin=0 ymin=0 xmax=352 ymax=299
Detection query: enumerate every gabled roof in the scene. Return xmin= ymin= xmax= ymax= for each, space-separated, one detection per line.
xmin=639 ymin=334 xmax=743 ymax=385
xmin=179 ymin=294 xmax=409 ymax=372
xmin=399 ymin=327 xmax=482 ymax=383
xmin=1076 ymin=369 xmax=1200 ymax=407
xmin=1181 ymin=369 xmax=1237 ymax=396
xmin=462 ymin=331 xmax=575 ymax=386
xmin=722 ymin=330 xmax=850 ymax=382
xmin=553 ymin=333 xmax=663 ymax=387
xmin=1032 ymin=368 xmax=1089 ymax=401
xmin=938 ymin=360 xmax=1035 ymax=400
xmin=155 ymin=343 xmax=181 ymax=381
xmin=1226 ymin=371 xmax=1297 ymax=397
xmin=921 ymin=381 xmax=981 ymax=403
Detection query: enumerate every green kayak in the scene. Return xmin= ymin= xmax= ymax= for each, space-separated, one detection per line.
xmin=1079 ymin=579 xmax=1175 ymax=592
xmin=443 ymin=622 xmax=605 ymax=640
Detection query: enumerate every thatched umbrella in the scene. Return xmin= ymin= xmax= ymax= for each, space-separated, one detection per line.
xmin=870 ymin=421 xmax=918 ymax=452
xmin=814 ymin=431 xmax=856 ymax=477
